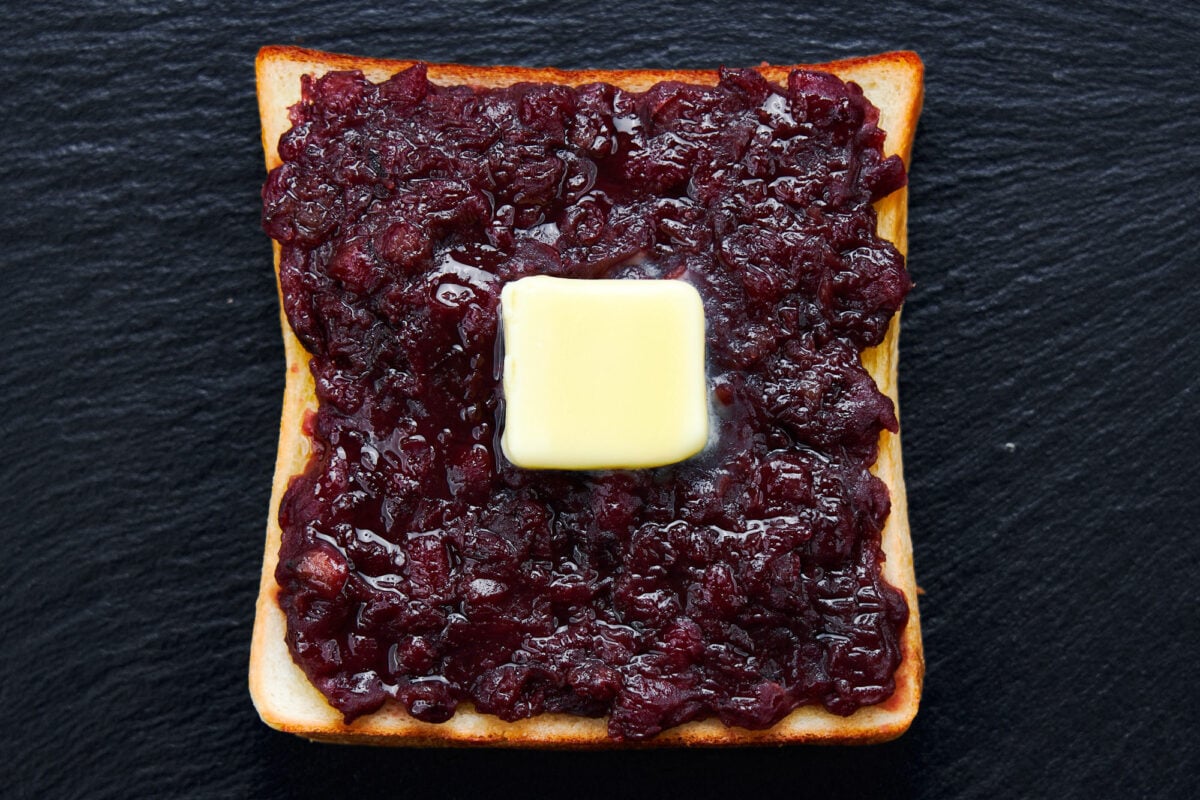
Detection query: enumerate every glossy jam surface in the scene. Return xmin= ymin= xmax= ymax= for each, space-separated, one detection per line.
xmin=262 ymin=64 xmax=911 ymax=741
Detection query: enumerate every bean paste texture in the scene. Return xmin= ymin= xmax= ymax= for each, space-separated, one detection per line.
xmin=262 ymin=64 xmax=911 ymax=740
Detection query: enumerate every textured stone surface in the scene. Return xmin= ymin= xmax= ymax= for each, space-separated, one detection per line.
xmin=1 ymin=0 xmax=1196 ymax=797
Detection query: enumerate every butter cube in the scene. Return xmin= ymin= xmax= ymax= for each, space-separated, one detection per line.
xmin=500 ymin=275 xmax=709 ymax=470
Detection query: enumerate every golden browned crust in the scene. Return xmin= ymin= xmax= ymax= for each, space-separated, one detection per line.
xmin=250 ymin=46 xmax=924 ymax=747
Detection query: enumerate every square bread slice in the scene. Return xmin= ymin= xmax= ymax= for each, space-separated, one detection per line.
xmin=250 ymin=45 xmax=924 ymax=747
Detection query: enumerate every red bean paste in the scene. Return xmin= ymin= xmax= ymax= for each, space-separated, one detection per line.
xmin=262 ymin=64 xmax=911 ymax=741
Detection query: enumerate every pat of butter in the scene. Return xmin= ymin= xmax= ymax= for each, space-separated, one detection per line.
xmin=500 ymin=275 xmax=708 ymax=470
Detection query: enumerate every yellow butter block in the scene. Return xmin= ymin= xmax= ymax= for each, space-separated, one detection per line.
xmin=500 ymin=275 xmax=709 ymax=470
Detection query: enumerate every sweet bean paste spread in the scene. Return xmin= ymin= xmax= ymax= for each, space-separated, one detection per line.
xmin=262 ymin=64 xmax=911 ymax=741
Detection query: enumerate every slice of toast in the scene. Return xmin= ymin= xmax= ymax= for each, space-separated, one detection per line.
xmin=250 ymin=45 xmax=924 ymax=747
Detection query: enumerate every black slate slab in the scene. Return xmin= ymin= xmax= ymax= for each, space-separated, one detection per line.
xmin=2 ymin=1 xmax=1197 ymax=798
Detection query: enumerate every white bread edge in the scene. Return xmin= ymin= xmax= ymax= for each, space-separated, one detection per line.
xmin=249 ymin=46 xmax=925 ymax=747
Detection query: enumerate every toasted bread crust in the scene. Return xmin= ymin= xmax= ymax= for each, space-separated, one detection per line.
xmin=250 ymin=46 xmax=924 ymax=747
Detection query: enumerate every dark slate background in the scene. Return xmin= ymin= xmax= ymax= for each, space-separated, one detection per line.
xmin=2 ymin=1 xmax=1197 ymax=798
